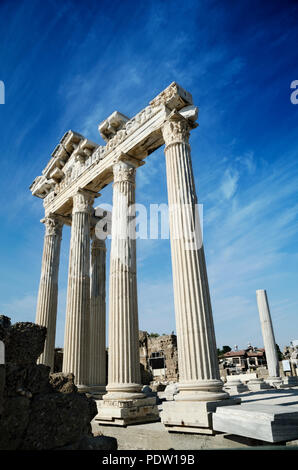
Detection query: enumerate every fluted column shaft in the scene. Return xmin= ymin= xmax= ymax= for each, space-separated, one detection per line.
xmin=105 ymin=159 xmax=142 ymax=399
xmin=89 ymin=232 xmax=106 ymax=391
xmin=36 ymin=216 xmax=62 ymax=370
xmin=256 ymin=289 xmax=280 ymax=378
xmin=162 ymin=114 xmax=228 ymax=401
xmin=62 ymin=191 xmax=94 ymax=390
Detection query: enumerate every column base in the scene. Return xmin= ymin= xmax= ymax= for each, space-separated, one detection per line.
xmin=94 ymin=396 xmax=160 ymax=426
xmin=265 ymin=377 xmax=288 ymax=389
xmin=224 ymin=380 xmax=249 ymax=394
xmin=247 ymin=378 xmax=272 ymax=392
xmin=176 ymin=379 xmax=230 ymax=402
xmin=161 ymin=397 xmax=241 ymax=435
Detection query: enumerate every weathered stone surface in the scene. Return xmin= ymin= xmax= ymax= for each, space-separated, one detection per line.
xmin=213 ymin=404 xmax=298 ymax=443
xmin=58 ymin=434 xmax=117 ymax=450
xmin=49 ymin=372 xmax=78 ymax=394
xmin=54 ymin=347 xmax=63 ymax=372
xmin=4 ymin=322 xmax=47 ymax=364
xmin=163 ymin=383 xmax=179 ymax=400
xmin=0 ymin=364 xmax=4 ymax=415
xmin=21 ymin=391 xmax=97 ymax=450
xmin=0 ymin=396 xmax=31 ymax=450
xmin=0 ymin=315 xmax=11 ymax=341
xmin=0 ymin=317 xmax=116 ymax=450
xmin=4 ymin=363 xmax=51 ymax=397
xmin=139 ymin=331 xmax=178 ymax=383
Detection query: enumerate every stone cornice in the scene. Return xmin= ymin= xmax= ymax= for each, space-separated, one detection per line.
xmin=31 ymin=82 xmax=198 ymax=217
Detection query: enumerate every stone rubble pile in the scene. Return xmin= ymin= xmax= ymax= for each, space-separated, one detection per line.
xmin=0 ymin=316 xmax=117 ymax=450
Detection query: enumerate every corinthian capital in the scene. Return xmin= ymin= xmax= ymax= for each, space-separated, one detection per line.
xmin=43 ymin=215 xmax=63 ymax=237
xmin=72 ymin=190 xmax=94 ymax=214
xmin=162 ymin=114 xmax=190 ymax=148
xmin=113 ymin=160 xmax=136 ymax=184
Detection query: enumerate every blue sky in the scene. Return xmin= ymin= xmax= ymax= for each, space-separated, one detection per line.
xmin=0 ymin=0 xmax=298 ymax=351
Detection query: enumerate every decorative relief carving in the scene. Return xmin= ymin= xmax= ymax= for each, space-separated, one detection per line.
xmin=35 ymin=83 xmax=196 ymax=215
xmin=162 ymin=117 xmax=190 ymax=147
xmin=113 ymin=161 xmax=136 ymax=184
xmin=150 ymin=82 xmax=193 ymax=110
xmin=44 ymin=216 xmax=63 ymax=237
xmin=150 ymin=82 xmax=179 ymax=107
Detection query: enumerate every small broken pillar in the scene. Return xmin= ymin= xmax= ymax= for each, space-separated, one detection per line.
xmin=256 ymin=290 xmax=283 ymax=388
xmin=160 ymin=111 xmax=239 ymax=435
xmin=95 ymin=156 xmax=159 ymax=425
xmin=35 ymin=215 xmax=63 ymax=371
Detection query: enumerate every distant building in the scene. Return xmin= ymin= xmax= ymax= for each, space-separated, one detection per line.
xmin=221 ymin=346 xmax=266 ymax=374
xmin=139 ymin=331 xmax=178 ymax=383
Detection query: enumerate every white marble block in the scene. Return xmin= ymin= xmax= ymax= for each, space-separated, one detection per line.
xmin=161 ymin=397 xmax=240 ymax=435
xmin=213 ymin=404 xmax=298 ymax=443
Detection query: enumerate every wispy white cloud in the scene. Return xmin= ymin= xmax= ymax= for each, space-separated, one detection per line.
xmin=220 ymin=168 xmax=239 ymax=200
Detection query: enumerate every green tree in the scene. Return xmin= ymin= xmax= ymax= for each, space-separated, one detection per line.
xmin=217 ymin=345 xmax=232 ymax=356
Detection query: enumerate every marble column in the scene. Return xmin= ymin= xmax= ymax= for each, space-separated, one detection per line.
xmin=96 ymin=158 xmax=159 ymax=424
xmin=88 ymin=229 xmax=107 ymax=396
xmin=162 ymin=113 xmax=228 ymax=401
xmin=256 ymin=289 xmax=283 ymax=387
xmin=105 ymin=159 xmax=142 ymax=399
xmin=62 ymin=191 xmax=94 ymax=391
xmin=35 ymin=215 xmax=63 ymax=371
xmin=160 ymin=112 xmax=239 ymax=433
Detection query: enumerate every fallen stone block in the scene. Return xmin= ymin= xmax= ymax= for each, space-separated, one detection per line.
xmin=213 ymin=404 xmax=298 ymax=443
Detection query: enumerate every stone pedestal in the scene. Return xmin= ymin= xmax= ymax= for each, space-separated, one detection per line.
xmin=95 ymin=157 xmax=159 ymax=424
xmin=161 ymin=398 xmax=240 ymax=435
xmin=35 ymin=215 xmax=63 ymax=371
xmin=62 ymin=191 xmax=94 ymax=391
xmin=160 ymin=112 xmax=238 ymax=434
xmin=265 ymin=376 xmax=286 ymax=388
xmin=247 ymin=378 xmax=271 ymax=392
xmin=224 ymin=378 xmax=249 ymax=394
xmin=95 ymin=397 xmax=159 ymax=426
xmin=88 ymin=231 xmax=107 ymax=397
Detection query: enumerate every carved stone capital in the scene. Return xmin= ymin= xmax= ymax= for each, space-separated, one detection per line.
xmin=43 ymin=216 xmax=63 ymax=237
xmin=113 ymin=160 xmax=136 ymax=184
xmin=162 ymin=115 xmax=190 ymax=148
xmin=72 ymin=191 xmax=94 ymax=214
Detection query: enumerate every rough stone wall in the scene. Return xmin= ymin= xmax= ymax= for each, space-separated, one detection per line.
xmin=139 ymin=331 xmax=179 ymax=382
xmin=0 ymin=316 xmax=117 ymax=450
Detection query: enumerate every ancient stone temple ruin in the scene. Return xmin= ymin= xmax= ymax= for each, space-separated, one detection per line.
xmin=30 ymin=82 xmax=239 ymax=431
